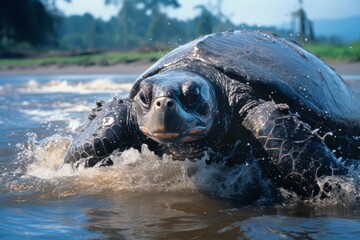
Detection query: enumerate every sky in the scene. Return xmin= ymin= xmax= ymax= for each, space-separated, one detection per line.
xmin=56 ymin=0 xmax=360 ymax=27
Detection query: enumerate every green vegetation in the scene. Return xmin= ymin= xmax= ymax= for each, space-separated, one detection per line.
xmin=304 ymin=41 xmax=360 ymax=61
xmin=1 ymin=0 xmax=292 ymax=54
xmin=0 ymin=0 xmax=359 ymax=69
xmin=0 ymin=0 xmax=58 ymax=47
xmin=54 ymin=1 xmax=240 ymax=52
xmin=1 ymin=41 xmax=359 ymax=69
xmin=0 ymin=51 xmax=167 ymax=68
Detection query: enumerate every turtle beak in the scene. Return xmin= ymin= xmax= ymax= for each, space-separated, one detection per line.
xmin=141 ymin=97 xmax=181 ymax=138
xmin=139 ymin=97 xmax=207 ymax=143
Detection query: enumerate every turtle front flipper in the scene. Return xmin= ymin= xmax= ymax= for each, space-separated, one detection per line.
xmin=242 ymin=101 xmax=347 ymax=198
xmin=64 ymin=98 xmax=142 ymax=167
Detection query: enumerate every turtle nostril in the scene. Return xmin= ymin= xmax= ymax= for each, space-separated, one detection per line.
xmin=155 ymin=98 xmax=174 ymax=108
xmin=166 ymin=100 xmax=173 ymax=108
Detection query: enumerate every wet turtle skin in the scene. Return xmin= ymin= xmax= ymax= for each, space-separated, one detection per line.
xmin=65 ymin=30 xmax=360 ymax=199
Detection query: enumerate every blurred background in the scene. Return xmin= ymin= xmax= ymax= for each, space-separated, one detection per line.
xmin=1 ymin=3 xmax=360 ymax=240
xmin=0 ymin=0 xmax=359 ymax=66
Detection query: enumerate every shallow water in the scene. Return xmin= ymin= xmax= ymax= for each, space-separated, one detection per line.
xmin=0 ymin=73 xmax=360 ymax=239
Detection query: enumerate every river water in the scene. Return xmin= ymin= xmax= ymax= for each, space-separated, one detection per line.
xmin=0 ymin=73 xmax=359 ymax=239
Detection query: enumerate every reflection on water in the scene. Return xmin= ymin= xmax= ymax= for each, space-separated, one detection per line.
xmin=0 ymin=74 xmax=359 ymax=239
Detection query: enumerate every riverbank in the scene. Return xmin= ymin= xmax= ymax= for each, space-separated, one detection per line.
xmin=0 ymin=59 xmax=155 ymax=76
xmin=326 ymin=61 xmax=360 ymax=75
xmin=0 ymin=60 xmax=360 ymax=76
xmin=0 ymin=60 xmax=359 ymax=76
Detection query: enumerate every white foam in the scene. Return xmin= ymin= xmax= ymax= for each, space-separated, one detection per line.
xmin=22 ymin=136 xmax=278 ymax=204
xmin=25 ymin=135 xmax=73 ymax=178
xmin=24 ymin=140 xmax=196 ymax=195
xmin=1 ymin=79 xmax=133 ymax=94
xmin=18 ymin=135 xmax=360 ymax=205
xmin=20 ymin=101 xmax=90 ymax=132
xmin=21 ymin=104 xmax=89 ymax=118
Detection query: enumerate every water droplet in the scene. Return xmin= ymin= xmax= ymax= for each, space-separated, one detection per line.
xmin=304 ymin=38 xmax=308 ymax=42
xmin=349 ymin=46 xmax=353 ymax=49
xmin=102 ymin=116 xmax=115 ymax=127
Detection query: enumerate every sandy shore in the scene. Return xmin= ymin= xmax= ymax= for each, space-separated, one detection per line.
xmin=326 ymin=61 xmax=360 ymax=75
xmin=0 ymin=60 xmax=359 ymax=76
xmin=0 ymin=60 xmax=154 ymax=76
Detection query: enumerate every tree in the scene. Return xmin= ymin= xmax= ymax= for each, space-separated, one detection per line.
xmin=0 ymin=0 xmax=71 ymax=48
xmin=106 ymin=0 xmax=180 ymax=14
xmin=291 ymin=0 xmax=315 ymax=43
xmin=194 ymin=5 xmax=214 ymax=36
xmin=116 ymin=1 xmax=150 ymax=48
xmin=106 ymin=0 xmax=180 ymax=48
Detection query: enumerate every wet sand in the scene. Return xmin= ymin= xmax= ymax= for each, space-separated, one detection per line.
xmin=0 ymin=60 xmax=359 ymax=76
xmin=0 ymin=60 xmax=154 ymax=76
xmin=326 ymin=61 xmax=360 ymax=75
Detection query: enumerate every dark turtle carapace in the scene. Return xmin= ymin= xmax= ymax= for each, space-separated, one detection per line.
xmin=65 ymin=30 xmax=360 ymax=198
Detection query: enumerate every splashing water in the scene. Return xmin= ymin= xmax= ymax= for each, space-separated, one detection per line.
xmin=1 ymin=74 xmax=359 ymax=207
xmin=1 ymin=73 xmax=360 ymax=239
xmin=0 ymin=78 xmax=133 ymax=95
xmin=19 ymin=133 xmax=276 ymax=204
xmin=12 ymin=131 xmax=360 ymax=207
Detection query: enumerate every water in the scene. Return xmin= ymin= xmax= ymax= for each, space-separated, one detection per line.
xmin=0 ymin=73 xmax=360 ymax=239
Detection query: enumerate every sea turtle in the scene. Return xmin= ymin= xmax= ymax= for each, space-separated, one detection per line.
xmin=64 ymin=30 xmax=360 ymax=199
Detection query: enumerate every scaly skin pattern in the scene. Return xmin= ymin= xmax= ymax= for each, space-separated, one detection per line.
xmin=64 ymin=98 xmax=144 ymax=167
xmin=64 ymin=30 xmax=360 ymax=199
xmin=242 ymin=101 xmax=347 ymax=198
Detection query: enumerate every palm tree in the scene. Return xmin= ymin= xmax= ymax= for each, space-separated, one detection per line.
xmin=291 ymin=0 xmax=315 ymax=43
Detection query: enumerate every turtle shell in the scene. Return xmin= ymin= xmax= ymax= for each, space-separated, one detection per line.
xmin=129 ymin=30 xmax=360 ymax=131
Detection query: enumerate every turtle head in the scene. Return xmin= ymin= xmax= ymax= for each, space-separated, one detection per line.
xmin=134 ymin=70 xmax=218 ymax=143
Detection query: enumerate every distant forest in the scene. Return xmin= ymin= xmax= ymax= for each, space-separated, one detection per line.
xmin=56 ymin=0 xmax=296 ymax=52
xmin=57 ymin=12 xmax=291 ymax=52
xmin=0 ymin=0 xmax=316 ymax=53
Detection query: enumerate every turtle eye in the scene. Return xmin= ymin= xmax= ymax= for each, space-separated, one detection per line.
xmin=182 ymin=84 xmax=201 ymax=108
xmin=138 ymin=88 xmax=151 ymax=109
